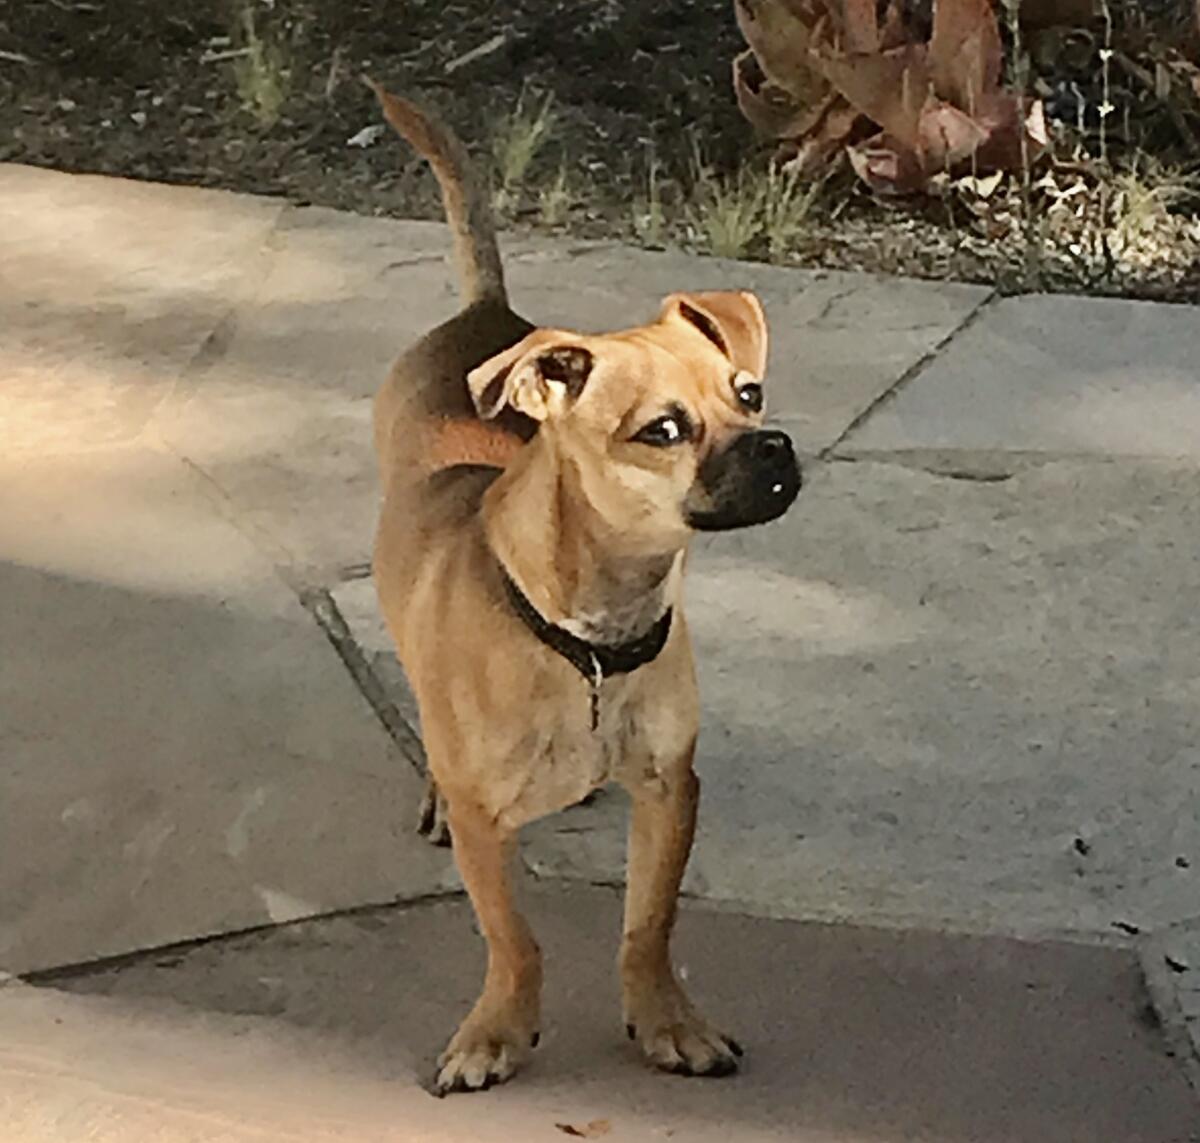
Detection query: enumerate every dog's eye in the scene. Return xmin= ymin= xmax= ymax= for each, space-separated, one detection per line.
xmin=736 ymin=381 xmax=764 ymax=414
xmin=632 ymin=414 xmax=689 ymax=447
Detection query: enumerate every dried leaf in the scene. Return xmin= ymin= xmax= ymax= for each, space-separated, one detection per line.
xmin=929 ymin=0 xmax=1002 ymax=111
xmin=734 ymin=0 xmax=827 ymax=98
xmin=970 ymin=93 xmax=1048 ymax=171
xmin=878 ymin=0 xmax=909 ymax=49
xmin=919 ymin=100 xmax=989 ymax=170
xmin=556 ymin=1121 xmax=612 ymax=1139
xmin=847 ymin=131 xmax=927 ymax=193
xmin=840 ymin=0 xmax=880 ymax=53
xmin=957 ymin=169 xmax=1004 ymax=197
xmin=733 ymin=49 xmax=831 ymax=139
xmin=813 ymin=43 xmax=930 ymax=151
xmin=779 ymin=100 xmax=864 ymax=172
xmin=734 ymin=0 xmax=1048 ymax=195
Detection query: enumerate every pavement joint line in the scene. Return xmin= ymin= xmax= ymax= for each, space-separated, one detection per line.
xmin=829 ymin=448 xmax=1200 ymax=476
xmin=825 ymin=452 xmax=1021 ymax=482
xmin=299 ymin=587 xmax=428 ymax=777
xmin=1139 ymin=939 xmax=1200 ymax=1097
xmin=168 ymin=447 xmax=309 ymax=593
xmin=152 ymin=197 xmax=287 ymax=423
xmin=819 ymin=287 xmax=1000 ymax=460
xmin=15 ymin=890 xmax=467 ymax=988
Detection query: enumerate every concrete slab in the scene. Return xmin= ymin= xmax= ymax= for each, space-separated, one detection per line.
xmin=2 ymin=165 xmax=987 ymax=587
xmin=338 ymin=457 xmax=1200 ymax=940
xmin=4 ymin=885 xmax=1194 ymax=1142
xmin=146 ymin=206 xmax=590 ymax=585
xmin=0 ymin=445 xmax=454 ymax=974
xmin=0 ymin=164 xmax=282 ymax=455
xmin=844 ymin=294 xmax=1200 ymax=459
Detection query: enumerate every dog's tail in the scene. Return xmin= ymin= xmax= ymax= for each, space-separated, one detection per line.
xmin=363 ymin=77 xmax=506 ymax=307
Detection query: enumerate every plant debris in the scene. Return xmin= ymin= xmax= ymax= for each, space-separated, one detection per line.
xmin=733 ymin=0 xmax=1049 ymax=194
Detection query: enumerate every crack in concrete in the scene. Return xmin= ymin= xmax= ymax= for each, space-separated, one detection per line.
xmin=810 ymin=286 xmax=859 ymax=326
xmin=381 ymin=254 xmax=448 ymax=274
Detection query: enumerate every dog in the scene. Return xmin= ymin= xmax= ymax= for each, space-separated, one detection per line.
xmin=365 ymin=78 xmax=802 ymax=1095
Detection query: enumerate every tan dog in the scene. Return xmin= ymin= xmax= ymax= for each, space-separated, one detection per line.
xmin=366 ymin=80 xmax=801 ymax=1095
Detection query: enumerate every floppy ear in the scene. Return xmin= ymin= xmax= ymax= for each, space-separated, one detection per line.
xmin=659 ymin=290 xmax=769 ymax=378
xmin=467 ymin=330 xmax=595 ymax=421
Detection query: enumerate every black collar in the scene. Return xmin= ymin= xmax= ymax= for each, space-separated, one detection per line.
xmin=500 ymin=566 xmax=673 ymax=699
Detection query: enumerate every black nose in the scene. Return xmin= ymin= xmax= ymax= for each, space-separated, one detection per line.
xmin=751 ymin=430 xmax=793 ymax=464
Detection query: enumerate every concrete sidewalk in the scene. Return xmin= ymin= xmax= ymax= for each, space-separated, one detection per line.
xmin=2 ymin=161 xmax=1199 ymax=1137
xmin=4 ymin=885 xmax=1197 ymax=1143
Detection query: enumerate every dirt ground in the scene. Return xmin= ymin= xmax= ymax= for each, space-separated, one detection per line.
xmin=2 ymin=0 xmax=1198 ymax=301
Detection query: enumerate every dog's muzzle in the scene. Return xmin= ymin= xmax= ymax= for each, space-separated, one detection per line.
xmin=683 ymin=429 xmax=802 ymax=531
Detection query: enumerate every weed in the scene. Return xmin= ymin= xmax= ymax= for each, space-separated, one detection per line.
xmin=232 ymin=4 xmax=293 ymax=129
xmin=759 ymin=164 xmax=824 ymax=260
xmin=538 ymin=163 xmax=574 ymax=227
xmin=1110 ymin=159 xmax=1200 ymax=254
xmin=685 ymin=162 xmax=767 ymax=259
xmin=491 ymin=88 xmax=557 ymax=214
xmin=683 ymin=156 xmax=823 ymax=260
xmin=631 ymin=152 xmax=667 ymax=247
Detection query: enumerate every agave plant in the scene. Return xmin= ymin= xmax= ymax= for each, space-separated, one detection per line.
xmin=733 ymin=0 xmax=1050 ymax=194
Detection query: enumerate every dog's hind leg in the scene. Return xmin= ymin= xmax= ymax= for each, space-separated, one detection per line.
xmin=432 ymin=796 xmax=541 ymax=1095
xmin=619 ymin=761 xmax=742 ymax=1077
xmin=416 ymin=775 xmax=451 ymax=847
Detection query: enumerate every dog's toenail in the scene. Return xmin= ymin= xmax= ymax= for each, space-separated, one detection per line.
xmin=626 ymin=1023 xmax=636 ymax=1041
xmin=727 ymin=1037 xmax=744 ymax=1057
xmin=531 ymin=1032 xmax=540 ymax=1048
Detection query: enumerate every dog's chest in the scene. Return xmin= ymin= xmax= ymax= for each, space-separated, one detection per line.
xmin=495 ymin=677 xmax=678 ymax=828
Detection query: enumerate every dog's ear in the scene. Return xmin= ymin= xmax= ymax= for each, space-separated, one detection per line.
xmin=467 ymin=330 xmax=594 ymax=421
xmin=660 ymin=290 xmax=768 ymax=379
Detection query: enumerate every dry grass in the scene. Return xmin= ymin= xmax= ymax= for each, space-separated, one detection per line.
xmin=231 ymin=5 xmax=293 ymax=129
xmin=682 ymin=157 xmax=825 ymax=260
xmin=631 ymin=153 xmax=667 ymax=247
xmin=491 ymin=87 xmax=557 ymax=215
xmin=537 ymin=163 xmax=574 ymax=227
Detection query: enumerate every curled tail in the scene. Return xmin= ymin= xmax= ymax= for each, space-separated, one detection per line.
xmin=363 ymin=77 xmax=506 ymax=307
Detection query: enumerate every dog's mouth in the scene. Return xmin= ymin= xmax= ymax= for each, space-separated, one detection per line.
xmin=683 ymin=429 xmax=802 ymax=532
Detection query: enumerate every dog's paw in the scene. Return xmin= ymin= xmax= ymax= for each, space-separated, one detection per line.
xmin=623 ymin=979 xmax=742 ymax=1078
xmin=416 ymin=779 xmax=451 ymax=847
xmin=433 ymin=1015 xmax=539 ymax=1096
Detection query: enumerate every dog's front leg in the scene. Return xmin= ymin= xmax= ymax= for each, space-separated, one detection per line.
xmin=434 ymin=797 xmax=541 ymax=1095
xmin=619 ymin=762 xmax=742 ymax=1076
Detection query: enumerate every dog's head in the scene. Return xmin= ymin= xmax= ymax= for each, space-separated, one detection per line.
xmin=467 ymin=291 xmax=801 ymax=552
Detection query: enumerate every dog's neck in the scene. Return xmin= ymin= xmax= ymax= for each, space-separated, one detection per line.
xmin=483 ymin=437 xmax=683 ymax=646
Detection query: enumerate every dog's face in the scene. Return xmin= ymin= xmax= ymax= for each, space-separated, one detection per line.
xmin=468 ymin=291 xmax=801 ymax=553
